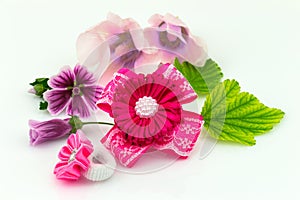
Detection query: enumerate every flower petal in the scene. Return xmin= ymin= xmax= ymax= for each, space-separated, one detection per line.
xmin=73 ymin=148 xmax=91 ymax=171
xmin=74 ymin=64 xmax=96 ymax=85
xmin=29 ymin=129 xmax=39 ymax=145
xmin=48 ymin=66 xmax=75 ymax=89
xmin=101 ymin=126 xmax=151 ymax=167
xmin=29 ymin=118 xmax=72 ymax=145
xmin=66 ymin=133 xmax=78 ymax=149
xmin=155 ymin=110 xmax=203 ymax=156
xmin=76 ymin=12 xmax=140 ymax=66
xmin=67 ymin=95 xmax=90 ymax=118
xmin=107 ymin=12 xmax=140 ymax=30
xmin=148 ymin=13 xmax=188 ymax=30
xmin=66 ymin=130 xmax=93 ymax=150
xmin=54 ymin=161 xmax=81 ymax=181
xmin=68 ymin=131 xmax=93 ymax=171
xmin=154 ymin=63 xmax=197 ymax=104
xmin=114 ymin=49 xmax=142 ymax=69
xmin=58 ymin=146 xmax=72 ymax=161
xmin=97 ymin=68 xmax=138 ymax=116
xmin=81 ymin=85 xmax=103 ymax=110
xmin=44 ymin=89 xmax=72 ymax=116
xmin=77 ymin=130 xmax=94 ymax=150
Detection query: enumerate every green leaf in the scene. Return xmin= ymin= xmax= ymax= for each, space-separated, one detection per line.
xmin=30 ymin=78 xmax=51 ymax=97
xmin=201 ymin=79 xmax=285 ymax=146
xmin=173 ymin=58 xmax=223 ymax=95
xmin=39 ymin=101 xmax=48 ymax=110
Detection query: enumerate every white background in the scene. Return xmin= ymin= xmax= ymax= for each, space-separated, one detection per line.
xmin=0 ymin=0 xmax=299 ymax=199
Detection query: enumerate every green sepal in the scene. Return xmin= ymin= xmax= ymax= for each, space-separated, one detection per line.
xmin=30 ymin=78 xmax=51 ymax=98
xmin=69 ymin=116 xmax=83 ymax=133
xmin=39 ymin=101 xmax=48 ymax=110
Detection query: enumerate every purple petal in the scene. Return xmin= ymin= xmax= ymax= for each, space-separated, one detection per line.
xmin=81 ymin=86 xmax=103 ymax=110
xmin=29 ymin=118 xmax=72 ymax=145
xmin=67 ymin=95 xmax=90 ymax=118
xmin=29 ymin=129 xmax=39 ymax=145
xmin=119 ymin=50 xmax=142 ymax=69
xmin=44 ymin=89 xmax=72 ymax=115
xmin=74 ymin=64 xmax=95 ymax=85
xmin=48 ymin=66 xmax=75 ymax=89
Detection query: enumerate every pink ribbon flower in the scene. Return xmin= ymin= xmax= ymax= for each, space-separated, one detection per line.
xmin=44 ymin=64 xmax=103 ymax=118
xmin=97 ymin=64 xmax=204 ymax=167
xmin=54 ymin=130 xmax=93 ymax=181
xmin=29 ymin=118 xmax=72 ymax=145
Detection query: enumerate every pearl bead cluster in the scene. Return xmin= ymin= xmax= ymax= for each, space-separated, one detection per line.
xmin=68 ymin=149 xmax=77 ymax=163
xmin=135 ymin=96 xmax=159 ymax=118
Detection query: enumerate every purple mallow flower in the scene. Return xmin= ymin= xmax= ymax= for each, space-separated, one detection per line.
xmin=44 ymin=65 xmax=102 ymax=118
xmin=29 ymin=118 xmax=72 ymax=145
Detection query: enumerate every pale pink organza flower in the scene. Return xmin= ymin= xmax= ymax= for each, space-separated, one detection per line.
xmin=135 ymin=13 xmax=207 ymax=67
xmin=149 ymin=13 xmax=190 ymax=46
xmin=54 ymin=130 xmax=93 ymax=181
xmin=97 ymin=64 xmax=204 ymax=167
xmin=76 ymin=12 xmax=141 ymax=66
xmin=76 ymin=13 xmax=207 ymax=87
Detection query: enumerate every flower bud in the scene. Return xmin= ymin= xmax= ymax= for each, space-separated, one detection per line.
xmin=29 ymin=118 xmax=72 ymax=145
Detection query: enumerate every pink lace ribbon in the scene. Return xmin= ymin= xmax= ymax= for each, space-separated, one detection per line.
xmin=98 ymin=64 xmax=204 ymax=167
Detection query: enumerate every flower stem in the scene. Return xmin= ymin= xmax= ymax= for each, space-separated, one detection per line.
xmin=82 ymin=122 xmax=114 ymax=126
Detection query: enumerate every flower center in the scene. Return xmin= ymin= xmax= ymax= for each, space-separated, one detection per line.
xmin=72 ymin=87 xmax=81 ymax=96
xmin=68 ymin=149 xmax=77 ymax=163
xmin=135 ymin=96 xmax=158 ymax=118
